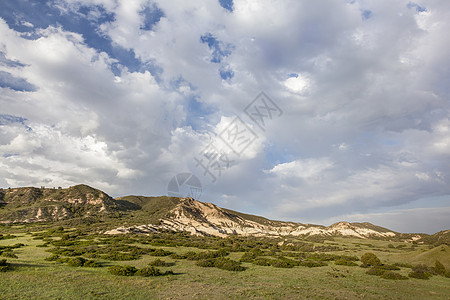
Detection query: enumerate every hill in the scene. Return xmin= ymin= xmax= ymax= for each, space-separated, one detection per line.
xmin=0 ymin=184 xmax=446 ymax=241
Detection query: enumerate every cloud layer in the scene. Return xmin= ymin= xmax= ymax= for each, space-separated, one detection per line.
xmin=1 ymin=0 xmax=449 ymax=233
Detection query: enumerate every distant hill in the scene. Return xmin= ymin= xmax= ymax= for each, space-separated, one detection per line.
xmin=0 ymin=184 xmax=446 ymax=241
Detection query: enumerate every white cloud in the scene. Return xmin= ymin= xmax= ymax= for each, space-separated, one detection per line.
xmin=1 ymin=0 xmax=450 ymax=232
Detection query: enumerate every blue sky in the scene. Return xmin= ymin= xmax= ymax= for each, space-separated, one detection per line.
xmin=0 ymin=0 xmax=449 ymax=233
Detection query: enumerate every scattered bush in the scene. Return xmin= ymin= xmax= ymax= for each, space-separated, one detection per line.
xmin=335 ymin=259 xmax=358 ymax=266
xmin=0 ymin=259 xmax=10 ymax=272
xmin=108 ymin=265 xmax=138 ymax=276
xmin=271 ymin=259 xmax=297 ymax=268
xmin=408 ymin=270 xmax=431 ymax=280
xmin=393 ymin=262 xmax=413 ymax=269
xmin=380 ymin=264 xmax=400 ymax=271
xmin=136 ymin=266 xmax=161 ymax=277
xmin=381 ymin=271 xmax=408 ymax=280
xmin=240 ymin=251 xmax=257 ymax=262
xmin=148 ymin=258 xmax=175 ymax=267
xmin=434 ymin=260 xmax=447 ymax=276
xmin=366 ymin=267 xmax=386 ymax=276
xmin=408 ymin=264 xmax=434 ymax=279
xmin=253 ymin=257 xmax=275 ymax=266
xmin=360 ymin=253 xmax=382 ymax=267
xmin=67 ymin=257 xmax=86 ymax=267
xmin=1 ymin=251 xmax=18 ymax=258
xmin=83 ymin=260 xmax=101 ymax=268
xmin=102 ymin=252 xmax=139 ymax=261
xmin=197 ymin=257 xmax=245 ymax=271
xmin=150 ymin=249 xmax=173 ymax=257
xmin=45 ymin=254 xmax=60 ymax=261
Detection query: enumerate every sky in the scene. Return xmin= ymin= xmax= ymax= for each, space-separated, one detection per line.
xmin=0 ymin=0 xmax=449 ymax=234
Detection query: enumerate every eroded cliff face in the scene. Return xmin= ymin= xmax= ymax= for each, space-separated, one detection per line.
xmin=105 ymin=198 xmax=397 ymax=238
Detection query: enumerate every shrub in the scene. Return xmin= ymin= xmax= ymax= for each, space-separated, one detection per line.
xmin=271 ymin=259 xmax=297 ymax=268
xmin=360 ymin=253 xmax=382 ymax=267
xmin=83 ymin=260 xmax=101 ymax=268
xmin=196 ymin=258 xmax=216 ymax=267
xmin=196 ymin=258 xmax=245 ymax=271
xmin=335 ymin=259 xmax=358 ymax=266
xmin=67 ymin=257 xmax=86 ymax=267
xmin=366 ymin=267 xmax=386 ymax=276
xmin=108 ymin=265 xmax=138 ymax=276
xmin=150 ymin=249 xmax=173 ymax=257
xmin=381 ymin=271 xmax=408 ymax=280
xmin=214 ymin=258 xmax=246 ymax=271
xmin=240 ymin=251 xmax=257 ymax=262
xmin=45 ymin=254 xmax=60 ymax=261
xmin=413 ymin=264 xmax=436 ymax=275
xmin=434 ymin=260 xmax=447 ymax=276
xmin=393 ymin=262 xmax=413 ymax=269
xmin=253 ymin=257 xmax=274 ymax=266
xmin=1 ymin=251 xmax=18 ymax=258
xmin=148 ymin=259 xmax=175 ymax=267
xmin=380 ymin=264 xmax=400 ymax=271
xmin=136 ymin=266 xmax=161 ymax=277
xmin=0 ymin=259 xmax=10 ymax=272
xmin=408 ymin=270 xmax=431 ymax=280
xmin=102 ymin=252 xmax=139 ymax=261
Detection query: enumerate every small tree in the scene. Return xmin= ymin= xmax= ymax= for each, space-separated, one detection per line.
xmin=361 ymin=252 xmax=382 ymax=267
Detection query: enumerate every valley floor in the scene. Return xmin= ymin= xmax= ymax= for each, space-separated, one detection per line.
xmin=0 ymin=229 xmax=449 ymax=299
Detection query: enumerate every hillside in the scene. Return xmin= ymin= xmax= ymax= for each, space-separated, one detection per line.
xmin=0 ymin=184 xmax=445 ymax=241
xmin=0 ymin=185 xmax=118 ymax=223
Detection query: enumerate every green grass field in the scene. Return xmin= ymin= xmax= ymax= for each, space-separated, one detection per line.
xmin=1 ymin=229 xmax=449 ymax=299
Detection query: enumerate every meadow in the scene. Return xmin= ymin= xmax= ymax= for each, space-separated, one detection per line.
xmin=0 ymin=225 xmax=449 ymax=299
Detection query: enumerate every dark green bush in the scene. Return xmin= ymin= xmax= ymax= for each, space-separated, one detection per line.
xmin=185 ymin=250 xmax=229 ymax=261
xmin=271 ymin=259 xmax=297 ymax=268
xmin=83 ymin=260 xmax=101 ymax=268
xmin=393 ymin=262 xmax=413 ymax=269
xmin=381 ymin=271 xmax=408 ymax=280
xmin=253 ymin=257 xmax=274 ymax=266
xmin=213 ymin=258 xmax=246 ymax=271
xmin=1 ymin=251 xmax=18 ymax=258
xmin=196 ymin=257 xmax=245 ymax=271
xmin=136 ymin=266 xmax=161 ymax=277
xmin=45 ymin=254 xmax=60 ymax=261
xmin=408 ymin=270 xmax=431 ymax=280
xmin=380 ymin=264 xmax=400 ymax=271
xmin=150 ymin=249 xmax=173 ymax=257
xmin=148 ymin=258 xmax=174 ymax=267
xmin=335 ymin=259 xmax=358 ymax=266
xmin=412 ymin=264 xmax=436 ymax=275
xmin=360 ymin=253 xmax=382 ymax=267
xmin=240 ymin=251 xmax=257 ymax=262
xmin=0 ymin=259 xmax=10 ymax=272
xmin=102 ymin=252 xmax=139 ymax=261
xmin=196 ymin=258 xmax=216 ymax=267
xmin=434 ymin=260 xmax=447 ymax=276
xmin=108 ymin=265 xmax=138 ymax=276
xmin=67 ymin=257 xmax=86 ymax=267
xmin=366 ymin=267 xmax=386 ymax=276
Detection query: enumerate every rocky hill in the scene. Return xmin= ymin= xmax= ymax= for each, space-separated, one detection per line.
xmin=1 ymin=184 xmax=444 ymax=241
xmin=105 ymin=197 xmax=397 ymax=238
xmin=0 ymin=185 xmax=118 ymax=223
